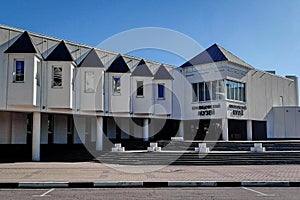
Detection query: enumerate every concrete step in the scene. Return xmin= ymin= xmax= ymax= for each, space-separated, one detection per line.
xmin=96 ymin=151 xmax=300 ymax=165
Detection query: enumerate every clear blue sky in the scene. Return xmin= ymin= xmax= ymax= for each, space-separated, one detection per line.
xmin=1 ymin=0 xmax=300 ymax=78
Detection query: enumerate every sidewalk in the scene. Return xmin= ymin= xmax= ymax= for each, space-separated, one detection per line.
xmin=0 ymin=162 xmax=300 ymax=184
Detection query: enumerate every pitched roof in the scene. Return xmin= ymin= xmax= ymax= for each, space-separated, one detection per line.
xmin=106 ymin=54 xmax=130 ymax=73
xmin=4 ymin=31 xmax=37 ymax=53
xmin=77 ymin=48 xmax=104 ymax=68
xmin=153 ymin=65 xmax=174 ymax=80
xmin=44 ymin=41 xmax=73 ymax=61
xmin=180 ymin=43 xmax=252 ymax=68
xmin=131 ymin=59 xmax=153 ymax=77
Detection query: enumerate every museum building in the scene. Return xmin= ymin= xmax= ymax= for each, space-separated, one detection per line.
xmin=0 ymin=25 xmax=299 ymax=161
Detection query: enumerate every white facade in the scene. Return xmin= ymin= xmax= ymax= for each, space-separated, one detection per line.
xmin=0 ymin=25 xmax=299 ymax=161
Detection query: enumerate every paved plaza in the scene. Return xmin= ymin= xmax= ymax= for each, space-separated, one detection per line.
xmin=0 ymin=162 xmax=300 ymax=183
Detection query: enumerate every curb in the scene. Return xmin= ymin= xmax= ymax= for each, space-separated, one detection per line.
xmin=0 ymin=181 xmax=299 ymax=188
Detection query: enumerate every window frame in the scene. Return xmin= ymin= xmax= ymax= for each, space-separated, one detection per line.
xmin=192 ymin=83 xmax=198 ymax=102
xmin=136 ymin=80 xmax=144 ymax=98
xmin=157 ymin=83 xmax=165 ymax=100
xmin=192 ymin=80 xmax=226 ymax=102
xmin=112 ymin=76 xmax=121 ymax=95
xmin=13 ymin=59 xmax=25 ymax=83
xmin=225 ymin=79 xmax=246 ymax=102
xmin=36 ymin=59 xmax=41 ymax=86
xmin=84 ymin=71 xmax=95 ymax=93
xmin=52 ymin=66 xmax=63 ymax=88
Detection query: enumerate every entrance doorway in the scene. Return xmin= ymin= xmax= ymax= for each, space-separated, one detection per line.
xmin=228 ymin=119 xmax=247 ymax=140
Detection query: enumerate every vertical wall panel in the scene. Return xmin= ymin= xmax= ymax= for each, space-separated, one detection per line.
xmin=0 ymin=112 xmax=11 ymax=144
xmin=53 ymin=115 xmax=67 ymax=144
xmin=11 ymin=112 xmax=27 ymax=144
xmin=73 ymin=116 xmax=86 ymax=144
xmin=41 ymin=114 xmax=48 ymax=144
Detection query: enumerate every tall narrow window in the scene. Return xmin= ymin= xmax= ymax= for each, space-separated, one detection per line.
xmin=13 ymin=60 xmax=25 ymax=83
xmin=205 ymin=82 xmax=211 ymax=101
xmin=113 ymin=76 xmax=121 ymax=95
xmin=192 ymin=83 xmax=198 ymax=102
xmin=136 ymin=81 xmax=144 ymax=97
xmin=199 ymin=82 xmax=205 ymax=101
xmin=217 ymin=80 xmax=225 ymax=100
xmin=158 ymin=84 xmax=165 ymax=99
xmin=36 ymin=60 xmax=41 ymax=86
xmin=85 ymin=71 xmax=95 ymax=93
xmin=52 ymin=66 xmax=62 ymax=88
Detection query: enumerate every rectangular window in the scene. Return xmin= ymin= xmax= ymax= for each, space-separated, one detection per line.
xmin=36 ymin=60 xmax=41 ymax=86
xmin=113 ymin=76 xmax=121 ymax=95
xmin=205 ymin=82 xmax=211 ymax=101
xmin=158 ymin=84 xmax=165 ymax=99
xmin=192 ymin=83 xmax=198 ymax=102
xmin=52 ymin=66 xmax=62 ymax=88
xmin=199 ymin=82 xmax=205 ymax=101
xmin=225 ymin=80 xmax=246 ymax=102
xmin=136 ymin=81 xmax=144 ymax=97
xmin=193 ymin=80 xmax=225 ymax=102
xmin=217 ymin=80 xmax=225 ymax=100
xmin=85 ymin=71 xmax=95 ymax=93
xmin=13 ymin=60 xmax=25 ymax=83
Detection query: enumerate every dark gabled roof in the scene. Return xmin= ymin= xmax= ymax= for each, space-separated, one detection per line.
xmin=131 ymin=59 xmax=153 ymax=77
xmin=77 ymin=48 xmax=104 ymax=68
xmin=4 ymin=31 xmax=37 ymax=53
xmin=106 ymin=54 xmax=130 ymax=73
xmin=153 ymin=65 xmax=174 ymax=80
xmin=180 ymin=43 xmax=252 ymax=69
xmin=44 ymin=41 xmax=73 ymax=61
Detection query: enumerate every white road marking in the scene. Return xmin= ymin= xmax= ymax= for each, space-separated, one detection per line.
xmin=242 ymin=187 xmax=274 ymax=196
xmin=33 ymin=188 xmax=55 ymax=197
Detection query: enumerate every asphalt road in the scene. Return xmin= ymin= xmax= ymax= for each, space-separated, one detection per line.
xmin=1 ymin=187 xmax=300 ymax=200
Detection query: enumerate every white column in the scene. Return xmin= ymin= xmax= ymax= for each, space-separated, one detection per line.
xmin=143 ymin=118 xmax=149 ymax=141
xmin=247 ymin=120 xmax=253 ymax=141
xmin=178 ymin=120 xmax=184 ymax=139
xmin=96 ymin=116 xmax=103 ymax=151
xmin=222 ymin=118 xmax=228 ymax=141
xmin=32 ymin=112 xmax=41 ymax=161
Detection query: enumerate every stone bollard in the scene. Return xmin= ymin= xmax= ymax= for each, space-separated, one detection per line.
xmin=111 ymin=143 xmax=125 ymax=152
xmin=195 ymin=143 xmax=210 ymax=153
xmin=250 ymin=143 xmax=265 ymax=152
xmin=147 ymin=143 xmax=161 ymax=152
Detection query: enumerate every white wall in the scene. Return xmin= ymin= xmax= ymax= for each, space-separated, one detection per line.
xmin=243 ymin=68 xmax=297 ymax=120
xmin=11 ymin=112 xmax=27 ymax=144
xmin=267 ymin=107 xmax=300 ymax=138
xmin=153 ymin=79 xmax=172 ymax=115
xmin=108 ymin=73 xmax=131 ymax=113
xmin=46 ymin=61 xmax=74 ymax=109
xmin=0 ymin=29 xmax=20 ymax=110
xmin=53 ymin=114 xmax=68 ymax=144
xmin=77 ymin=68 xmax=104 ymax=111
xmin=7 ymin=53 xmax=38 ymax=106
xmin=131 ymin=77 xmax=153 ymax=114
xmin=0 ymin=112 xmax=11 ymax=144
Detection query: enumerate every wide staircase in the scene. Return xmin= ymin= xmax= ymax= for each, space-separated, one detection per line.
xmin=96 ymin=140 xmax=300 ymax=165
